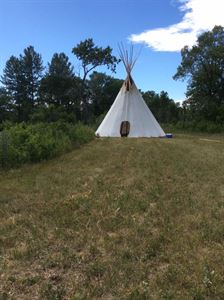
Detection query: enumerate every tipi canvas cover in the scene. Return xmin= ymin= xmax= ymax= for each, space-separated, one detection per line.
xmin=96 ymin=46 xmax=165 ymax=138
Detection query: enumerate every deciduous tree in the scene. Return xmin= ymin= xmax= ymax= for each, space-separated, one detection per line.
xmin=72 ymin=38 xmax=119 ymax=81
xmin=174 ymin=26 xmax=224 ymax=122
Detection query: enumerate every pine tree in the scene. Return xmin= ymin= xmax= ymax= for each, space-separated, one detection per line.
xmin=39 ymin=52 xmax=76 ymax=108
xmin=1 ymin=46 xmax=43 ymax=121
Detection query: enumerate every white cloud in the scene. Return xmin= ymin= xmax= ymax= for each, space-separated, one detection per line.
xmin=130 ymin=0 xmax=224 ymax=52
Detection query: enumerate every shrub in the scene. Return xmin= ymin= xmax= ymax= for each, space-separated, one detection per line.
xmin=30 ymin=105 xmax=77 ymax=123
xmin=0 ymin=122 xmax=95 ymax=169
xmin=0 ymin=131 xmax=11 ymax=168
xmin=162 ymin=121 xmax=224 ymax=134
xmin=92 ymin=112 xmax=107 ymax=130
xmin=69 ymin=123 xmax=95 ymax=145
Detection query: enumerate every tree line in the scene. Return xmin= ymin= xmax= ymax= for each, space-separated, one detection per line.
xmin=1 ymin=26 xmax=224 ymax=132
xmin=0 ymin=38 xmax=180 ymax=126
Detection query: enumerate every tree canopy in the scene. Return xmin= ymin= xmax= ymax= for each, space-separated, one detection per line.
xmin=72 ymin=38 xmax=120 ymax=81
xmin=174 ymin=26 xmax=224 ymax=122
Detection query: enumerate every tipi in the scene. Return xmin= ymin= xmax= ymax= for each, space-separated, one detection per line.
xmin=95 ymin=45 xmax=165 ymax=138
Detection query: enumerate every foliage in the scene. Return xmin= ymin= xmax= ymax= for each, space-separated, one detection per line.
xmin=163 ymin=120 xmax=224 ymax=133
xmin=48 ymin=53 xmax=74 ymax=77
xmin=88 ymin=71 xmax=123 ymax=117
xmin=0 ymin=40 xmax=121 ymax=124
xmin=0 ymin=87 xmax=14 ymax=122
xmin=22 ymin=46 xmax=44 ymax=102
xmin=174 ymin=26 xmax=224 ymax=123
xmin=71 ymin=39 xmax=120 ymax=123
xmin=30 ymin=105 xmax=77 ymax=123
xmin=93 ymin=112 xmax=107 ymax=130
xmin=72 ymin=38 xmax=120 ymax=81
xmin=1 ymin=46 xmax=44 ymax=122
xmin=1 ymin=55 xmax=25 ymax=121
xmin=39 ymin=53 xmax=81 ymax=112
xmin=0 ymin=122 xmax=94 ymax=168
xmin=1 ymin=33 xmax=224 ymax=131
xmin=143 ymin=90 xmax=181 ymax=123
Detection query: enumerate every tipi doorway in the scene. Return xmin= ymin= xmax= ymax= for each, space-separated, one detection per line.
xmin=120 ymin=121 xmax=130 ymax=137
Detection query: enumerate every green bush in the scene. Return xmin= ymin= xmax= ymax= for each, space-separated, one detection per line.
xmin=69 ymin=123 xmax=95 ymax=145
xmin=92 ymin=112 xmax=107 ymax=130
xmin=0 ymin=122 xmax=95 ymax=169
xmin=30 ymin=105 xmax=77 ymax=123
xmin=162 ymin=121 xmax=224 ymax=134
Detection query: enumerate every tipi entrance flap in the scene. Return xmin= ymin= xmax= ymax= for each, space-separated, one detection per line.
xmin=120 ymin=121 xmax=130 ymax=137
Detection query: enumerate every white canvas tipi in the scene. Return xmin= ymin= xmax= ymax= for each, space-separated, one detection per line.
xmin=95 ymin=46 xmax=165 ymax=138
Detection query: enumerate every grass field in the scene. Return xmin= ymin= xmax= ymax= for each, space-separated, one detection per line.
xmin=1 ymin=134 xmax=224 ymax=299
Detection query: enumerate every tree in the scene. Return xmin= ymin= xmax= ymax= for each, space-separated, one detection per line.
xmin=21 ymin=46 xmax=44 ymax=103
xmin=173 ymin=26 xmax=224 ymax=122
xmin=39 ymin=53 xmax=84 ymax=122
xmin=72 ymin=38 xmax=120 ymax=81
xmin=72 ymin=39 xmax=120 ymax=122
xmin=1 ymin=56 xmax=26 ymax=121
xmin=40 ymin=53 xmax=75 ymax=107
xmin=48 ymin=52 xmax=74 ymax=77
xmin=1 ymin=46 xmax=43 ymax=121
xmin=88 ymin=71 xmax=123 ymax=117
xmin=143 ymin=90 xmax=180 ymax=123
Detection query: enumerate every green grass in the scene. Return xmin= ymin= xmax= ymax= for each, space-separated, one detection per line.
xmin=0 ymin=134 xmax=224 ymax=299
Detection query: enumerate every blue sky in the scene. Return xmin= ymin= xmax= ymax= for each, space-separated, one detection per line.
xmin=0 ymin=0 xmax=223 ymax=102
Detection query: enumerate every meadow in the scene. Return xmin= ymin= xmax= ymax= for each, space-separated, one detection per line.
xmin=0 ymin=134 xmax=224 ymax=299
